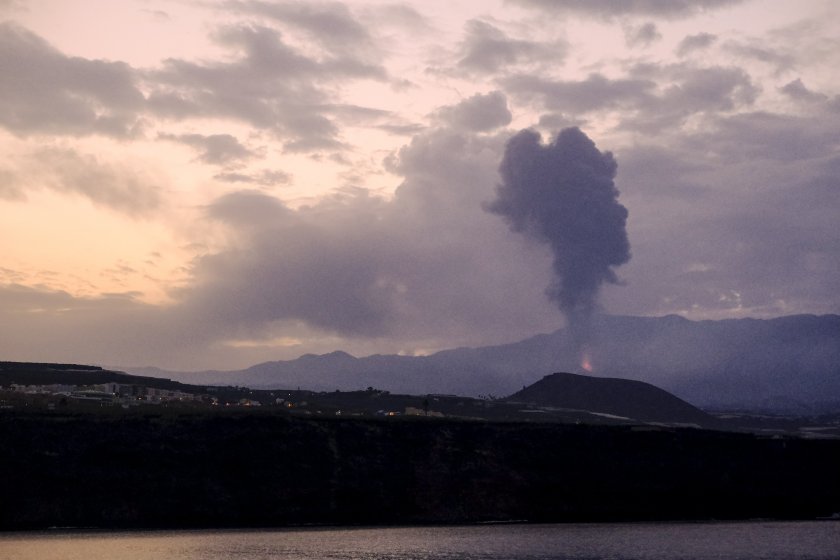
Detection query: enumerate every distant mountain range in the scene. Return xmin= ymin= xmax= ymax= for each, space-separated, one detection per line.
xmin=125 ymin=314 xmax=840 ymax=413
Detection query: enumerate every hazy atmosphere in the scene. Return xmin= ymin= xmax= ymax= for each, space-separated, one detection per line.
xmin=2 ymin=0 xmax=839 ymax=371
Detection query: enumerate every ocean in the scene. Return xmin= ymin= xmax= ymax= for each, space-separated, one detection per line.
xmin=2 ymin=521 xmax=839 ymax=559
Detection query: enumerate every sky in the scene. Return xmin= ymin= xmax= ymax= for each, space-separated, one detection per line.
xmin=1 ymin=0 xmax=838 ymax=371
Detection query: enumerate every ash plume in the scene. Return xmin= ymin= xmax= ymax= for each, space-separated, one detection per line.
xmin=488 ymin=127 xmax=630 ymax=355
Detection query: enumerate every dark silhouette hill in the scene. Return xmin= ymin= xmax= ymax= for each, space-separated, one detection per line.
xmin=507 ymin=372 xmax=714 ymax=425
xmin=0 ymin=361 xmax=202 ymax=393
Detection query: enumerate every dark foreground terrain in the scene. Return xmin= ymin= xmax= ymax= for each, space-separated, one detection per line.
xmin=2 ymin=409 xmax=839 ymax=530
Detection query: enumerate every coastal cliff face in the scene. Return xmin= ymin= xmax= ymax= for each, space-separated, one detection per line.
xmin=2 ymin=411 xmax=840 ymax=530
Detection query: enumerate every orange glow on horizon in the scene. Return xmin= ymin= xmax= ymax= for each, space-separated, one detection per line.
xmin=581 ymin=351 xmax=593 ymax=373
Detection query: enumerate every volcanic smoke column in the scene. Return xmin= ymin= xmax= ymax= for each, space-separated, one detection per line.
xmin=487 ymin=128 xmax=631 ymax=368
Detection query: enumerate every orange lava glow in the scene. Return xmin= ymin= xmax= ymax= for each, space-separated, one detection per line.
xmin=580 ymin=351 xmax=593 ymax=373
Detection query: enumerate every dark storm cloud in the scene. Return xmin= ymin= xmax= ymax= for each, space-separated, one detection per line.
xmin=456 ymin=20 xmax=565 ymax=74
xmin=624 ymin=22 xmax=661 ymax=48
xmin=158 ymin=133 xmax=258 ymax=165
xmin=0 ymin=22 xmax=144 ymax=137
xmin=487 ymin=128 xmax=630 ymax=344
xmin=433 ymin=91 xmax=512 ymax=132
xmin=147 ymin=23 xmax=387 ymax=151
xmin=509 ymin=0 xmax=745 ymax=19
xmin=676 ymin=32 xmax=717 ymax=56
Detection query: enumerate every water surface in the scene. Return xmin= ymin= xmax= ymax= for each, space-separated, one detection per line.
xmin=2 ymin=521 xmax=839 ymax=559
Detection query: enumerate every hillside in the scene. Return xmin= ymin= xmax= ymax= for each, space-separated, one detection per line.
xmin=0 ymin=361 xmax=721 ymax=428
xmin=507 ymin=372 xmax=713 ymax=425
xmin=0 ymin=361 xmax=195 ymax=392
xmin=126 ymin=314 xmax=840 ymax=413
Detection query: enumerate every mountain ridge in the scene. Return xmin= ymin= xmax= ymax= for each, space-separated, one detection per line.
xmin=121 ymin=313 xmax=840 ymax=413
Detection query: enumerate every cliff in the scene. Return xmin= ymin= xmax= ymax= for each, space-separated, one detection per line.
xmin=1 ymin=410 xmax=839 ymax=530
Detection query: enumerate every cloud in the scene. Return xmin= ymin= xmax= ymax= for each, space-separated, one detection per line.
xmin=184 ymin=190 xmax=402 ymax=336
xmin=619 ymin=154 xmax=840 ymax=320
xmin=0 ymin=0 xmax=25 ymax=13
xmin=147 ymin=23 xmax=387 ymax=151
xmin=141 ymin=9 xmax=171 ymax=22
xmin=376 ymin=122 xmax=426 ymax=136
xmin=0 ymin=22 xmax=144 ymax=137
xmin=321 ymin=104 xmax=394 ymax=128
xmin=488 ymin=128 xmax=630 ymax=348
xmin=170 ymin=127 xmax=559 ymax=353
xmin=0 ymin=282 xmax=234 ymax=369
xmin=503 ymin=73 xmax=656 ymax=114
xmin=432 ymin=91 xmax=512 ymax=132
xmin=4 ymin=147 xmax=164 ymax=216
xmin=158 ymin=132 xmax=258 ymax=165
xmin=5 ymin=140 xmax=541 ymax=365
xmin=227 ymin=0 xmax=376 ymax=58
xmin=213 ymin=169 xmax=292 ymax=186
xmin=779 ymin=79 xmax=828 ymax=104
xmin=361 ymin=3 xmax=432 ymax=34
xmin=505 ymin=64 xmax=758 ymax=132
xmin=723 ymin=40 xmax=795 ymax=72
xmin=600 ymin=101 xmax=840 ymax=320
xmin=644 ymin=65 xmax=759 ymax=123
xmin=509 ymin=0 xmax=745 ymax=19
xmin=456 ymin=20 xmax=565 ymax=74
xmin=689 ymin=111 xmax=840 ymax=162
xmin=0 ymin=167 xmax=25 ymax=201
xmin=676 ymin=32 xmax=717 ymax=56
xmin=536 ymin=113 xmax=586 ymax=131
xmin=624 ymin=22 xmax=662 ymax=48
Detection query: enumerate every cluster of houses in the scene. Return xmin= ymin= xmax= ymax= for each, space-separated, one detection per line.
xmin=6 ymin=382 xmax=204 ymax=405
